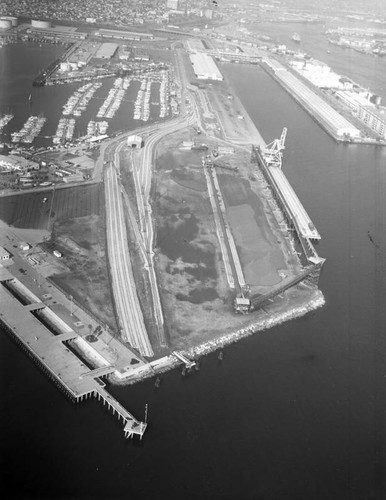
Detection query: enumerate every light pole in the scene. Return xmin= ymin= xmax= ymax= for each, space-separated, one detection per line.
xmin=69 ymin=294 xmax=73 ymax=316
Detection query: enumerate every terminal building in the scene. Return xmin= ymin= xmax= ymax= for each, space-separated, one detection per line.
xmin=189 ymin=52 xmax=223 ymax=81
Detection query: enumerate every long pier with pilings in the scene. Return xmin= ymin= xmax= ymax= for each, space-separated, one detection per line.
xmin=252 ymin=145 xmax=325 ymax=266
xmin=0 ymin=265 xmax=146 ymax=440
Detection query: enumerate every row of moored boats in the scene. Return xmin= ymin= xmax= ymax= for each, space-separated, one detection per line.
xmin=2 ymin=71 xmax=172 ymax=147
xmin=11 ymin=115 xmax=47 ymax=144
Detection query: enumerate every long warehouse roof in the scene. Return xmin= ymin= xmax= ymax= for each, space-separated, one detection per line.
xmin=189 ymin=52 xmax=223 ymax=80
xmin=269 ymin=166 xmax=321 ymax=240
xmin=264 ymin=58 xmax=360 ymax=137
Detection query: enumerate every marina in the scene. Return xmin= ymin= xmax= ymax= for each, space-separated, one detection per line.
xmin=96 ymin=77 xmax=131 ymax=120
xmin=11 ymin=115 xmax=47 ymax=144
xmin=0 ymin=113 xmax=13 ymax=134
xmin=62 ymin=81 xmax=102 ymax=116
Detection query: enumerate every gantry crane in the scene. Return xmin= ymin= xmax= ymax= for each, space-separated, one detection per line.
xmin=261 ymin=127 xmax=287 ymax=168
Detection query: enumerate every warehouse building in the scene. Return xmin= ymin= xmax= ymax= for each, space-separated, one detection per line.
xmin=0 ymin=247 xmax=10 ymax=261
xmin=95 ymin=29 xmax=153 ymax=41
xmin=274 ymin=68 xmax=360 ymax=139
xmin=95 ymin=42 xmax=118 ymax=59
xmin=189 ymin=53 xmax=223 ymax=81
xmin=335 ymin=91 xmax=386 ymax=139
xmin=127 ymin=135 xmax=143 ymax=148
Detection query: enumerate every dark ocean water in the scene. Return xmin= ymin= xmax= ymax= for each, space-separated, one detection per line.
xmin=1 ymin=29 xmax=386 ymax=500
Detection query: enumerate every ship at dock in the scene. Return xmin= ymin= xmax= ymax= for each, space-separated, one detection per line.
xmin=292 ymin=32 xmax=301 ymax=43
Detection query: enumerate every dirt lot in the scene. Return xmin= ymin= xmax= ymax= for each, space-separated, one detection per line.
xmin=152 ymin=129 xmax=306 ymax=351
xmin=204 ymin=80 xmax=266 ymax=145
xmin=48 ymin=214 xmax=117 ymax=330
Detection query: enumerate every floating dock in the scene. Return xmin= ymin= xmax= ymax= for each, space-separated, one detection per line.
xmin=0 ymin=265 xmax=146 ymax=440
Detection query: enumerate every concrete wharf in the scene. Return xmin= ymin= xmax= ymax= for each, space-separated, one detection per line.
xmin=0 ymin=265 xmax=146 ymax=440
xmin=253 ymin=147 xmax=322 ymax=248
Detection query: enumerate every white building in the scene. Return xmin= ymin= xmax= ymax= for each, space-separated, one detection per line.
xmin=95 ymin=43 xmax=118 ymax=59
xmin=167 ymin=0 xmax=179 ymax=9
xmin=19 ymin=242 xmax=30 ymax=252
xmin=0 ymin=247 xmax=10 ymax=261
xmin=335 ymin=91 xmax=386 ymax=139
xmin=189 ymin=53 xmax=223 ymax=81
xmin=127 ymin=135 xmax=143 ymax=148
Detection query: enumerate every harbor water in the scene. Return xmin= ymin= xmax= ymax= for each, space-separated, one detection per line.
xmin=0 ymin=42 xmax=162 ymax=149
xmin=1 ymin=30 xmax=386 ymax=499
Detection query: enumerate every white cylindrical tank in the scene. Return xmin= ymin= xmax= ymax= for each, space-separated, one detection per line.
xmin=0 ymin=19 xmax=12 ymax=29
xmin=31 ymin=19 xmax=52 ymax=29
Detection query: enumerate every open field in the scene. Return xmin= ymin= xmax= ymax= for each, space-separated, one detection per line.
xmin=47 ymin=214 xmax=117 ymax=330
xmin=0 ymin=183 xmax=101 ymax=229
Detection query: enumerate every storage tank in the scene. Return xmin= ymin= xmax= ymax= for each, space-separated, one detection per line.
xmin=2 ymin=16 xmax=18 ymax=27
xmin=0 ymin=19 xmax=12 ymax=30
xmin=31 ymin=19 xmax=52 ymax=29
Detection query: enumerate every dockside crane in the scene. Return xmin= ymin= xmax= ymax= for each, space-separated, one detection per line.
xmin=261 ymin=127 xmax=287 ymax=168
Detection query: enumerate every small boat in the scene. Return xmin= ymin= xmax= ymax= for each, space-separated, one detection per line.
xmin=154 ymin=376 xmax=161 ymax=388
xmin=218 ymin=351 xmax=224 ymax=361
xmin=292 ymin=32 xmax=301 ymax=43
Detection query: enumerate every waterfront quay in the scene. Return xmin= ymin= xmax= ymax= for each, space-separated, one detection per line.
xmin=0 ymin=264 xmax=146 ymax=439
xmin=261 ymin=57 xmax=386 ymax=146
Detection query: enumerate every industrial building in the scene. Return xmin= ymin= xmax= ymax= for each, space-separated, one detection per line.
xmin=95 ymin=43 xmax=118 ymax=59
xmin=127 ymin=135 xmax=143 ymax=148
xmin=335 ymin=91 xmax=386 ymax=139
xmin=31 ymin=19 xmax=52 ymax=29
xmin=0 ymin=18 xmax=12 ymax=30
xmin=0 ymin=16 xmax=17 ymax=27
xmin=27 ymin=23 xmax=87 ymax=40
xmin=0 ymin=247 xmax=10 ymax=261
xmin=189 ymin=53 xmax=223 ymax=81
xmin=167 ymin=0 xmax=180 ymax=9
xmin=265 ymin=59 xmax=360 ymax=139
xmin=95 ymin=29 xmax=153 ymax=41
